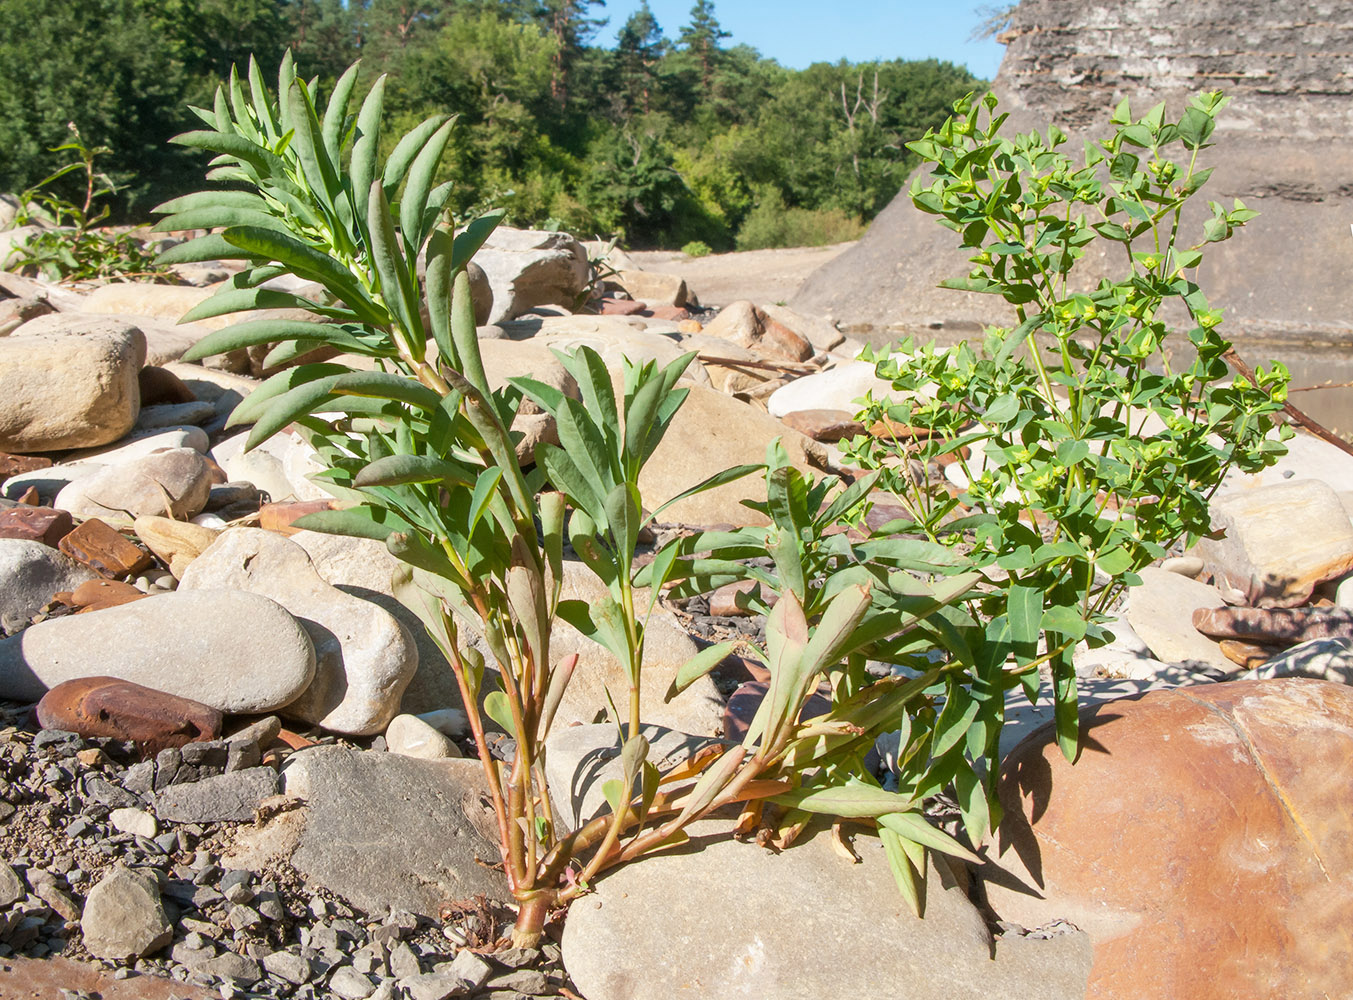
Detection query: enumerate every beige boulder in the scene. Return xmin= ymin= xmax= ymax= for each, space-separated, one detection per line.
xmin=612 ymin=269 xmax=687 ymax=307
xmin=0 ymin=316 xmax=145 ymax=452
xmin=702 ymin=300 xmax=814 ymax=362
xmin=132 ymin=515 xmax=219 ymax=579
xmin=55 ymin=448 xmax=212 ymax=522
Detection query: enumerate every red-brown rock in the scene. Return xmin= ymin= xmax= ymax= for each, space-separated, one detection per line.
xmin=0 ymin=506 xmax=73 ymax=547
xmin=36 ymin=677 xmax=222 ymax=752
xmin=1192 ymin=604 xmax=1353 ymax=647
xmin=779 ymin=408 xmax=867 ymax=443
xmin=598 ymin=297 xmax=646 ymax=316
xmin=0 ymin=955 xmax=211 ymax=1000
xmin=985 ymin=678 xmax=1353 ymax=1000
xmin=722 ymin=679 xmax=830 ymax=742
xmin=707 ymin=580 xmax=775 ymax=617
xmin=67 ymin=579 xmax=147 ymax=613
xmin=57 ymin=518 xmax=154 ymax=578
xmin=259 ymin=499 xmax=336 ymax=536
xmin=0 ymin=452 xmax=52 ymax=485
xmin=648 ymin=305 xmax=692 ymax=321
xmin=13 ymin=487 xmax=39 ymax=506
xmin=137 ymin=366 xmax=198 ymax=406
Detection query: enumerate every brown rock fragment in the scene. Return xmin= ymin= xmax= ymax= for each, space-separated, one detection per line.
xmin=36 ymin=676 xmax=222 ymax=752
xmin=1218 ymin=638 xmax=1279 ymax=670
xmin=67 ymin=579 xmax=147 ymax=613
xmin=0 ymin=506 xmax=73 ymax=547
xmin=58 ymin=518 xmax=154 ymax=578
xmin=1192 ymin=604 xmax=1353 ymax=646
xmin=779 ymin=408 xmax=866 ymax=442
xmin=0 ymin=451 xmax=53 ymax=484
xmin=708 ymin=580 xmax=775 ymax=617
xmin=598 ymin=297 xmax=646 ymax=316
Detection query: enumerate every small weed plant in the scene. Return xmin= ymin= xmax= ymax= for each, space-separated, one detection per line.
xmin=159 ymin=56 xmax=993 ymax=945
xmin=845 ymin=92 xmax=1291 ymax=760
xmin=8 ymin=123 xmax=170 ymax=283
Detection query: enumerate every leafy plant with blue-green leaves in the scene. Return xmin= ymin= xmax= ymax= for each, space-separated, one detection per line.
xmin=844 ymin=91 xmax=1291 ymax=763
xmin=157 ymin=55 xmax=986 ymax=944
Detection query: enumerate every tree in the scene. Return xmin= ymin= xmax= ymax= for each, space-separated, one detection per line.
xmin=532 ymin=0 xmax=607 ymax=104
xmin=614 ymin=1 xmax=664 ymax=114
xmin=678 ymin=0 xmax=728 ymax=95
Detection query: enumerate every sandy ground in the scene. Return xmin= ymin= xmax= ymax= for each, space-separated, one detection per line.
xmin=628 ymin=243 xmax=854 ymax=310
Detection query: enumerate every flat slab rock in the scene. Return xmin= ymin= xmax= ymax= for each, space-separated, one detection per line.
xmin=562 ymin=819 xmax=1091 ymax=1000
xmin=0 ymin=955 xmax=211 ymax=999
xmin=986 ymin=678 xmax=1353 ymax=1000
xmin=230 ymin=745 xmax=509 ymax=918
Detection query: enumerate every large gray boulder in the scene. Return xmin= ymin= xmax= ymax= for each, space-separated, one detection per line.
xmin=474 ymin=228 xmax=589 ymax=323
xmin=793 ymin=0 xmax=1353 ymax=348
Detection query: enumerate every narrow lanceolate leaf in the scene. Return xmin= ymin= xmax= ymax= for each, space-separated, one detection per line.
xmin=672 ymin=746 xmax=746 ymax=827
xmin=648 ymin=464 xmax=761 ymax=523
xmin=366 ymin=183 xmax=423 ymax=347
xmin=292 ymin=506 xmax=414 ymax=541
xmin=247 ymin=56 xmax=279 ymax=143
xmin=244 ymin=375 xmax=345 ymax=450
xmin=181 ymin=320 xmax=360 ymax=363
xmin=424 ymin=228 xmax=457 ymax=369
xmin=286 ymin=80 xmax=341 ymax=203
xmin=350 ymin=75 xmax=386 ymax=227
xmin=878 ymin=811 xmax=980 ymax=864
xmin=880 ymin=825 xmax=925 ymax=918
xmin=353 ymin=454 xmax=474 ymax=489
xmin=220 ymin=227 xmax=382 ymax=327
xmin=382 ymin=114 xmax=451 ymax=198
xmin=321 ymin=60 xmax=362 ymax=164
xmin=331 ymin=371 xmax=444 ymax=412
xmin=666 ymin=641 xmax=739 ymax=701
xmin=769 ymin=779 xmax=916 ymax=819
xmin=400 ymin=118 xmax=456 ymax=253
xmin=799 ymin=583 xmax=873 ymax=676
xmin=154 ymin=206 xmax=283 ymax=234
xmin=225 ymin=363 xmax=352 ymax=428
xmin=170 ymin=131 xmax=285 ymax=179
xmin=152 ymin=189 xmax=269 ymax=217
xmin=452 ymin=209 xmax=505 ymax=271
xmin=155 ymin=233 xmax=258 ymax=267
xmin=450 ymin=269 xmax=489 ymax=397
xmin=178 ymin=286 xmax=327 ymax=326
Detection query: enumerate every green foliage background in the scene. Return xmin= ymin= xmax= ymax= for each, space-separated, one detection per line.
xmin=0 ymin=0 xmax=981 ymax=248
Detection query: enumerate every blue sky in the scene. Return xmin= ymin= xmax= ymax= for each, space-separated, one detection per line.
xmin=594 ymin=1 xmax=1007 ymax=80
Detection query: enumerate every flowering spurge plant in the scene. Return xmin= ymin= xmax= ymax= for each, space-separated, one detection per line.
xmin=155 ymin=56 xmax=990 ymax=943
xmin=844 ymin=91 xmax=1291 ymax=764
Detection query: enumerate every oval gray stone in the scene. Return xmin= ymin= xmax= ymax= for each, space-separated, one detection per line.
xmin=0 ymin=589 xmax=315 ymax=712
xmin=0 ymin=538 xmax=97 ymax=625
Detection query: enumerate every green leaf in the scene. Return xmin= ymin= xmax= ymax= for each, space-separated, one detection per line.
xmin=178 ymin=286 xmax=327 ymax=325
xmin=399 ymin=118 xmax=455 ymax=252
xmin=769 ymin=778 xmax=915 ymax=819
xmin=353 ymin=454 xmax=473 ymax=489
xmin=220 ymin=227 xmax=382 ymax=325
xmin=350 ymin=75 xmax=386 ymax=227
xmin=331 ymin=371 xmax=444 ymax=412
xmin=243 ymin=374 xmax=346 ymax=450
xmin=169 ymin=130 xmax=285 ymax=179
xmin=666 ymin=641 xmax=738 ymax=701
xmin=648 ymin=464 xmax=761 ymax=522
xmin=382 ymin=114 xmax=451 ymax=198
xmin=452 ymin=210 xmax=505 ymax=271
xmin=321 ymin=60 xmax=362 ymax=164
xmin=1042 ymin=604 xmax=1088 ymax=640
xmin=484 ymin=691 xmax=516 ymax=738
xmin=180 ymin=320 xmax=344 ymax=362
xmin=880 ymin=825 xmax=925 ymax=917
xmin=877 ymin=811 xmax=979 ymax=863
xmin=1006 ymin=585 xmax=1041 ymax=646
xmin=292 ymin=506 xmax=413 ymax=541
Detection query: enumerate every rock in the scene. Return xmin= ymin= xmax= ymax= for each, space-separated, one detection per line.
xmin=401 ymin=973 xmax=467 ymax=1000
xmin=598 ymin=296 xmax=646 ymax=316
xmin=1192 ymin=605 xmax=1353 ymax=646
xmin=214 ymin=429 xmax=329 ymax=502
xmin=330 ymin=967 xmax=376 ymax=1000
xmin=478 ymin=338 xmax=581 ymax=463
xmin=707 ymin=579 xmax=774 ymax=617
xmin=0 ymin=538 xmax=97 ymax=625
xmin=778 ymin=408 xmax=865 ymax=442
xmin=56 ymin=517 xmax=154 ymax=578
xmin=638 ymin=383 xmax=821 ymax=527
xmin=138 ymin=365 xmax=198 ymax=406
xmin=55 ymin=448 xmax=212 ymax=522
xmin=1160 ymin=555 xmax=1205 ymax=577
xmin=385 ymin=714 xmax=462 ymax=760
xmin=475 ymin=228 xmax=589 ymax=323
xmin=132 ymin=515 xmax=218 ymax=579
xmin=199 ymin=950 xmax=263 ymax=984
xmin=36 ymin=676 xmax=222 ymax=749
xmin=258 ymin=499 xmax=336 ymax=535
xmin=0 ymin=862 xmax=24 ymax=906
xmin=986 ymin=678 xmax=1353 ymax=1000
xmin=504 ymin=314 xmax=712 ymax=386
xmin=562 ymin=819 xmax=1091 ymax=1000
xmin=81 ymin=282 xmax=221 ymax=325
xmin=68 ymin=426 xmax=210 ymax=466
xmin=263 ymin=950 xmax=313 ymax=985
xmin=287 ymin=529 xmax=462 ymax=718
xmin=0 ymin=451 xmax=53 ymax=483
xmin=81 ymin=866 xmax=173 ymax=961
xmin=1123 ymin=567 xmax=1236 ymax=675
xmin=612 ymin=270 xmax=687 ymax=307
xmin=445 ymin=950 xmax=492 ymax=989
xmin=1194 ymin=480 xmax=1353 ymax=607
xmin=759 ymin=303 xmax=844 ymax=352
xmin=64 ymin=577 xmax=148 ymax=614
xmin=1 ymin=462 xmax=105 ymax=505
xmin=0 ymin=316 xmax=145 ymax=452
xmin=1243 ymin=636 xmax=1353 ymax=684
xmin=701 ymin=300 xmax=814 ymax=362
xmin=132 ymin=400 xmax=216 ymax=432
xmin=0 ymin=505 xmax=74 ymax=547
xmin=110 ymin=807 xmax=158 ymax=839
xmin=766 ymin=359 xmax=903 ymax=419
xmin=154 ymin=767 xmax=279 ymax=823
xmin=723 ymin=679 xmax=831 ymax=743
xmin=235 ymin=746 xmax=509 ymax=917
xmin=0 ymin=589 xmax=316 ymax=712
xmin=178 ymin=528 xmax=417 ymax=735
xmin=543 ymin=724 xmax=723 ymax=831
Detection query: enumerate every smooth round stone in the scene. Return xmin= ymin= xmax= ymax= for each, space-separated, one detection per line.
xmin=385 ymin=714 xmax=461 ymax=760
xmin=0 ymin=589 xmax=316 ymax=713
xmin=55 ymin=448 xmax=212 ymax=522
xmin=0 ymin=538 xmax=98 ymax=625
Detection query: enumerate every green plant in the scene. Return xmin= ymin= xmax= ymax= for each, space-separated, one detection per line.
xmin=159 ymin=56 xmax=983 ymax=945
xmin=8 ymin=123 xmax=171 ymax=283
xmin=844 ymin=91 xmax=1291 ymax=760
xmin=680 ymin=239 xmax=712 ymax=257
xmin=734 ymin=188 xmax=866 ymax=250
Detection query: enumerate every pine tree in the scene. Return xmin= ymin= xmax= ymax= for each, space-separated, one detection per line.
xmin=615 ymin=0 xmax=664 ymax=114
xmin=534 ymin=0 xmax=606 ymax=104
xmin=678 ymin=0 xmax=729 ymax=94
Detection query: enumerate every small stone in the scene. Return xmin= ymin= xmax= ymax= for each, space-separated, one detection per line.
xmin=138 ymin=365 xmax=198 ymax=406
xmin=385 ymin=715 xmax=461 ymax=760
xmin=0 ymin=538 xmax=99 ymax=625
xmin=170 ymin=939 xmax=216 ymax=970
xmin=55 ymin=448 xmax=212 ymax=523
xmin=330 ymin=967 xmax=376 ymax=999
xmin=447 ymin=949 xmax=491 ymax=989
xmin=80 ymin=865 xmax=173 ymax=960
xmin=132 ymin=515 xmax=219 ymax=580
xmin=228 ymin=904 xmax=264 ymax=932
xmin=57 ymin=518 xmax=153 ymax=578
xmin=154 ymin=767 xmax=279 ymax=823
xmin=65 ymin=578 xmax=147 ymax=612
xmin=401 ymin=972 xmax=467 ymax=1000
xmin=707 ymin=580 xmax=773 ymax=617
xmin=200 ymin=950 xmax=263 ymax=984
xmin=0 ymin=862 xmax=24 ymax=907
xmin=263 ymin=948 xmax=313 ymax=984
xmin=388 ymin=941 xmax=421 ymax=980
xmin=0 ymin=506 xmax=73 ymax=547
xmin=110 ymin=807 xmax=158 ymax=840
xmin=1244 ymin=636 xmax=1353 ymax=684
xmin=488 ymin=969 xmax=549 ymax=995
xmin=779 ymin=408 xmax=866 ymax=443
xmin=1160 ymin=555 xmax=1205 ymax=577
xmin=37 ymin=677 xmax=222 ymax=751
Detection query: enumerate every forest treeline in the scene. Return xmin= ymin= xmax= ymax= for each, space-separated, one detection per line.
xmin=0 ymin=0 xmax=983 ymax=250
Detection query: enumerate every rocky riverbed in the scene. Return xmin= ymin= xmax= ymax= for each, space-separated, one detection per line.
xmin=0 ymin=228 xmax=1351 ymax=999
